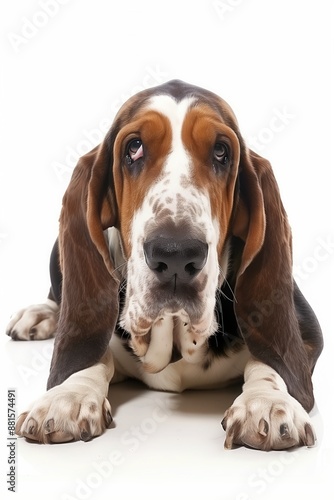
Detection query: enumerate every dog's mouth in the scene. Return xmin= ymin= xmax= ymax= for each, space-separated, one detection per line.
xmin=117 ymin=234 xmax=218 ymax=373
xmin=122 ymin=307 xmax=216 ymax=374
xmin=117 ymin=259 xmax=218 ymax=373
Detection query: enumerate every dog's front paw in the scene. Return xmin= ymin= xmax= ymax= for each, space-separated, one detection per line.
xmin=222 ymin=390 xmax=316 ymax=451
xmin=16 ymin=383 xmax=113 ymax=443
xmin=6 ymin=300 xmax=59 ymax=340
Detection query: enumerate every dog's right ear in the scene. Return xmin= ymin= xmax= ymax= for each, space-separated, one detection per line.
xmin=48 ymin=139 xmax=120 ymax=389
xmin=232 ymin=148 xmax=317 ymax=412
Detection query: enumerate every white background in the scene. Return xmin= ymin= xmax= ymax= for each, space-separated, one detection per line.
xmin=0 ymin=1 xmax=333 ymax=499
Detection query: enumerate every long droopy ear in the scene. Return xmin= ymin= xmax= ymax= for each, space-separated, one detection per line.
xmin=232 ymin=148 xmax=315 ymax=412
xmin=48 ymin=140 xmax=119 ymax=389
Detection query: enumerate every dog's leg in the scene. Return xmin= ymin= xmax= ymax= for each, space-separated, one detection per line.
xmin=222 ymin=358 xmax=316 ymax=450
xmin=16 ymin=347 xmax=114 ymax=443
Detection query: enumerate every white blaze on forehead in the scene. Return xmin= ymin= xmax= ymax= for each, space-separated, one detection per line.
xmin=146 ymin=94 xmax=195 ymax=180
xmin=141 ymin=94 xmax=215 ymax=235
xmin=146 ymin=94 xmax=195 ymax=137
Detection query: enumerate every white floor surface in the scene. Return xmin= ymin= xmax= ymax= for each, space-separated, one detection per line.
xmin=1 ymin=328 xmax=333 ymax=500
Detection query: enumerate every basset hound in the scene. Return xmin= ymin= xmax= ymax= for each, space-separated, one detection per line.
xmin=6 ymin=80 xmax=323 ymax=450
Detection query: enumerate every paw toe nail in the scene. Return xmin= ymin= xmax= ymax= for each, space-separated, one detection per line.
xmin=304 ymin=423 xmax=316 ymax=447
xmin=15 ymin=412 xmax=29 ymax=434
xmin=80 ymin=420 xmax=92 ymax=442
xmin=44 ymin=419 xmax=54 ymax=434
xmin=27 ymin=418 xmax=37 ymax=435
xmin=224 ymin=441 xmax=231 ymax=450
xmin=10 ymin=330 xmax=18 ymax=340
xmin=80 ymin=430 xmax=92 ymax=442
xmin=259 ymin=418 xmax=269 ymax=436
xmin=280 ymin=423 xmax=290 ymax=439
xmin=105 ymin=410 xmax=113 ymax=428
xmin=221 ymin=417 xmax=227 ymax=431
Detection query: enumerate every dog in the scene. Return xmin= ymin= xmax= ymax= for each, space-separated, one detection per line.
xmin=6 ymin=80 xmax=323 ymax=450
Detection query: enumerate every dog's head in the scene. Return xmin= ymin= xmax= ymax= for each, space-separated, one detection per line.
xmin=111 ymin=82 xmax=243 ymax=364
xmin=56 ymin=80 xmax=313 ymax=408
xmin=101 ymin=80 xmax=268 ymax=371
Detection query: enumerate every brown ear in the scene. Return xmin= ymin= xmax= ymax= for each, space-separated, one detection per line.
xmin=48 ymin=141 xmax=120 ymax=389
xmin=232 ymin=148 xmax=315 ymax=411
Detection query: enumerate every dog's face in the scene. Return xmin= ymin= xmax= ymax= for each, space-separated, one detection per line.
xmin=104 ymin=82 xmax=243 ymax=369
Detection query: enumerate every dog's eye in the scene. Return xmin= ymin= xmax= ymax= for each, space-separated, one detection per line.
xmin=126 ymin=139 xmax=144 ymax=166
xmin=213 ymin=142 xmax=230 ymax=166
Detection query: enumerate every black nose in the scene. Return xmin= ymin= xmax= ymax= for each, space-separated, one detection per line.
xmin=143 ymin=237 xmax=208 ymax=283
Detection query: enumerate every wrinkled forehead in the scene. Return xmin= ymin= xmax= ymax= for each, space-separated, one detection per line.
xmin=114 ymin=81 xmax=239 ymax=132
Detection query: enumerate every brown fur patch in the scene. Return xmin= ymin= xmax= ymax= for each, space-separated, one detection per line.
xmin=181 ymin=104 xmax=241 ymax=255
xmin=112 ymin=110 xmax=173 ymax=257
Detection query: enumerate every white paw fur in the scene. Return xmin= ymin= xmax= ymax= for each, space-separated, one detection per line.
xmin=16 ymin=358 xmax=114 ymax=443
xmin=222 ymin=360 xmax=316 ymax=451
xmin=6 ymin=300 xmax=58 ymax=340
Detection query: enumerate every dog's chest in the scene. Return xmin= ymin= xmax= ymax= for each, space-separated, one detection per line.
xmin=110 ymin=333 xmax=250 ymax=392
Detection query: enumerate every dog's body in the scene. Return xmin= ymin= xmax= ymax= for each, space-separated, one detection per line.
xmin=6 ymin=80 xmax=323 ymax=450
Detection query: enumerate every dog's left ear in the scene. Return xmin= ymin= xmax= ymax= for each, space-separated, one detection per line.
xmin=232 ymin=148 xmax=314 ymax=411
xmin=48 ymin=138 xmax=120 ymax=389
